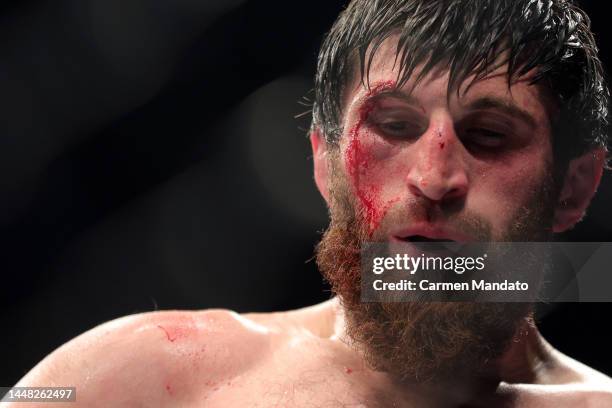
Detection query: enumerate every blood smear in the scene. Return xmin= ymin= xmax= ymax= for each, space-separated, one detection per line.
xmin=345 ymin=81 xmax=400 ymax=235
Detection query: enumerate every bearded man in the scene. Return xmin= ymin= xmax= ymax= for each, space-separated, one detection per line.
xmin=5 ymin=0 xmax=612 ymax=407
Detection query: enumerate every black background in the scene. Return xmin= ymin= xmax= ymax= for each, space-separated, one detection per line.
xmin=1 ymin=0 xmax=611 ymax=385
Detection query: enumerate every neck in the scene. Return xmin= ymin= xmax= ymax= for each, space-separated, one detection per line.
xmin=494 ymin=317 xmax=549 ymax=383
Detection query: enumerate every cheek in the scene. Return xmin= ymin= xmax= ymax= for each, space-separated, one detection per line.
xmin=343 ymin=123 xmax=405 ymax=235
xmin=470 ymin=146 xmax=553 ymax=234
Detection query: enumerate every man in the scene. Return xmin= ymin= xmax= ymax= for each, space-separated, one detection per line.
xmin=5 ymin=0 xmax=612 ymax=406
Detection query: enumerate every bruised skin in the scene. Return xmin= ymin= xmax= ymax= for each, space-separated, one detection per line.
xmin=345 ymin=80 xmax=402 ymax=235
xmin=343 ymin=83 xmax=457 ymax=235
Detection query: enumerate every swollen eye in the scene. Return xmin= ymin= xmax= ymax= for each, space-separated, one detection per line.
xmin=464 ymin=128 xmax=506 ymax=148
xmin=376 ymin=121 xmax=423 ymax=140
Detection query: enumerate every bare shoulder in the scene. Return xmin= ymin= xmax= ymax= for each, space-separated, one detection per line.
xmin=548 ymin=346 xmax=612 ymax=405
xmin=505 ymin=343 xmax=612 ymax=407
xmin=5 ymin=309 xmax=275 ymax=407
xmin=507 ymin=381 xmax=612 ymax=408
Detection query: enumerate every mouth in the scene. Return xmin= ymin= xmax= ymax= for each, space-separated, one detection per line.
xmin=387 ymin=227 xmax=478 ymax=267
xmin=390 ymin=225 xmax=473 ymax=249
xmin=400 ymin=235 xmax=456 ymax=243
xmin=396 ymin=235 xmax=461 ymax=255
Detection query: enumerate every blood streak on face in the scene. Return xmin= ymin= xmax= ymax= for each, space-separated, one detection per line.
xmin=345 ymin=80 xmax=400 ymax=235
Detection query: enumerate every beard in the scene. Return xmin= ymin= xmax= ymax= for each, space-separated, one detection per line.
xmin=315 ymin=155 xmax=558 ymax=383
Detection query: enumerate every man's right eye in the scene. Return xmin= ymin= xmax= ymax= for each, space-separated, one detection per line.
xmin=375 ymin=120 xmax=423 ymax=140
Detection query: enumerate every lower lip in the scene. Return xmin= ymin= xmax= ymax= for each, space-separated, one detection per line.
xmin=389 ymin=236 xmax=466 ymax=256
xmin=390 ymin=232 xmax=472 ymax=243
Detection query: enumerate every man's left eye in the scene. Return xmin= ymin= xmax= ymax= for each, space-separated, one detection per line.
xmin=463 ymin=128 xmax=506 ymax=148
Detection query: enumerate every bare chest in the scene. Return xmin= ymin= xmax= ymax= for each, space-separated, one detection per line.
xmin=148 ymin=331 xmax=606 ymax=408
xmin=199 ymin=364 xmax=404 ymax=408
xmin=193 ymin=339 xmax=407 ymax=408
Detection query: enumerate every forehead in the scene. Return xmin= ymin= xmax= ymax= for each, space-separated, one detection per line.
xmin=343 ymin=35 xmax=554 ymax=125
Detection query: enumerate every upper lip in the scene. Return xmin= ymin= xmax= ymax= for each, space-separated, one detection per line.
xmin=391 ymin=224 xmax=473 ymax=243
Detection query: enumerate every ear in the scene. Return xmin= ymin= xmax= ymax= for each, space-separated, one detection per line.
xmin=553 ymin=148 xmax=606 ymax=233
xmin=310 ymin=127 xmax=330 ymax=204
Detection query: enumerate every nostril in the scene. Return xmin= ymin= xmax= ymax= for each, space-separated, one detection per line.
xmin=444 ymin=187 xmax=464 ymax=200
xmin=408 ymin=184 xmax=424 ymax=197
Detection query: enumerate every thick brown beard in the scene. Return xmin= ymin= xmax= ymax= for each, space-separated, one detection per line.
xmin=315 ymin=155 xmax=558 ymax=383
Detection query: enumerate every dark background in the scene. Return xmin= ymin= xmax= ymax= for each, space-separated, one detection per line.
xmin=1 ymin=0 xmax=611 ymax=385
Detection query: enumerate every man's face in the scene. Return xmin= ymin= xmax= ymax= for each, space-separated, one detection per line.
xmin=334 ymin=40 xmax=557 ymax=242
xmin=315 ymin=39 xmax=560 ymax=382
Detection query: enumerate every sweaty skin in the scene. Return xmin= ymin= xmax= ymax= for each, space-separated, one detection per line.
xmin=4 ymin=300 xmax=612 ymax=407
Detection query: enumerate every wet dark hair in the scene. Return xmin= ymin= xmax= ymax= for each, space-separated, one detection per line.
xmin=312 ymin=0 xmax=609 ymax=163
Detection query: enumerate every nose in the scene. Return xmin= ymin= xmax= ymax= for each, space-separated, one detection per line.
xmin=406 ymin=118 xmax=468 ymax=203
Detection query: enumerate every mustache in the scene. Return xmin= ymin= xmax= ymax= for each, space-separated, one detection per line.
xmin=360 ymin=194 xmax=493 ymax=242
xmin=328 ymin=155 xmax=556 ymax=244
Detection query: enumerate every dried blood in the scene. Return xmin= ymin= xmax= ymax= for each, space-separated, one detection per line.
xmin=345 ymin=81 xmax=400 ymax=235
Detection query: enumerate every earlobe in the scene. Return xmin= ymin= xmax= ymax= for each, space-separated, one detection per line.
xmin=553 ymin=148 xmax=606 ymax=233
xmin=310 ymin=128 xmax=330 ymax=204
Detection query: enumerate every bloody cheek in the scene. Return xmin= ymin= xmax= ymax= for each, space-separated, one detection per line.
xmin=345 ymin=81 xmax=401 ymax=236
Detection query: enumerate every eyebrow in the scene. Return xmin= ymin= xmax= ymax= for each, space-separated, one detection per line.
xmin=464 ymin=97 xmax=537 ymax=129
xmin=365 ymin=89 xmax=424 ymax=111
xmin=365 ymin=89 xmax=538 ymax=129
